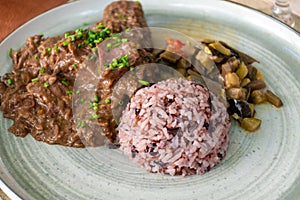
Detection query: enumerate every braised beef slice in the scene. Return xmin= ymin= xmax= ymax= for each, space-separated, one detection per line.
xmin=0 ymin=30 xmax=92 ymax=147
xmin=0 ymin=1 xmax=153 ymax=147
xmin=102 ymin=1 xmax=148 ymax=33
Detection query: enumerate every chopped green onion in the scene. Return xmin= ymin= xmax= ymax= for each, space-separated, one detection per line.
xmin=47 ymin=48 xmax=52 ymax=53
xmin=31 ymin=78 xmax=39 ymax=82
xmin=106 ymin=43 xmax=112 ymax=50
xmin=121 ymin=38 xmax=128 ymax=43
xmin=76 ymin=121 xmax=86 ymax=128
xmin=93 ymin=105 xmax=99 ymax=111
xmin=77 ymin=43 xmax=82 ymax=48
xmin=66 ymin=91 xmax=73 ymax=95
xmin=112 ymin=58 xmax=118 ymax=64
xmin=80 ymin=99 xmax=85 ymax=103
xmin=138 ymin=80 xmax=150 ymax=86
xmin=125 ymin=28 xmax=130 ymax=32
xmin=117 ymin=14 xmax=123 ymax=19
xmin=130 ymin=66 xmax=135 ymax=71
xmin=106 ymin=54 xmax=130 ymax=71
xmin=17 ymin=52 xmax=21 ymax=57
xmin=40 ymin=67 xmax=45 ymax=74
xmin=90 ymin=101 xmax=99 ymax=111
xmin=118 ymin=63 xmax=125 ymax=69
xmin=54 ymin=45 xmax=59 ymax=52
xmin=62 ymin=41 xmax=70 ymax=46
xmin=75 ymin=28 xmax=83 ymax=34
xmin=76 ymin=90 xmax=80 ymax=94
xmin=34 ymin=54 xmax=39 ymax=60
xmin=103 ymin=27 xmax=110 ymax=34
xmin=69 ymin=35 xmax=76 ymax=42
xmin=96 ymin=23 xmax=104 ymax=29
xmin=9 ymin=48 xmax=13 ymax=57
xmin=105 ymin=98 xmax=111 ymax=104
xmin=73 ymin=63 xmax=77 ymax=68
xmin=89 ymin=113 xmax=98 ymax=120
xmin=111 ymin=33 xmax=121 ymax=37
xmin=77 ymin=32 xmax=83 ymax=39
xmin=44 ymin=82 xmax=50 ymax=88
xmin=7 ymin=79 xmax=13 ymax=85
xmin=119 ymin=100 xmax=124 ymax=106
xmin=94 ymin=95 xmax=99 ymax=103
xmin=109 ymin=64 xmax=115 ymax=70
xmin=84 ymin=37 xmax=90 ymax=43
xmin=61 ymin=79 xmax=69 ymax=86
xmin=90 ymin=55 xmax=95 ymax=61
xmin=112 ymin=42 xmax=121 ymax=48
xmin=64 ymin=32 xmax=70 ymax=38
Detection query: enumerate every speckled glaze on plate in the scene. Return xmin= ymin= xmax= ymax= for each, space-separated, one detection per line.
xmin=0 ymin=0 xmax=300 ymax=199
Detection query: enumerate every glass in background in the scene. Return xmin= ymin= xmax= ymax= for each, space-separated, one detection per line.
xmin=271 ymin=0 xmax=295 ymax=27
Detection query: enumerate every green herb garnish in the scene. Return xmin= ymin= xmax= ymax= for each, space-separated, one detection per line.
xmin=89 ymin=113 xmax=98 ymax=120
xmin=138 ymin=80 xmax=150 ymax=86
xmin=61 ymin=78 xmax=69 ymax=86
xmin=40 ymin=67 xmax=45 ymax=74
xmin=76 ymin=121 xmax=86 ymax=128
xmin=54 ymin=45 xmax=59 ymax=52
xmin=62 ymin=41 xmax=70 ymax=46
xmin=44 ymin=82 xmax=50 ymax=88
xmin=107 ymin=54 xmax=130 ymax=70
xmin=9 ymin=48 xmax=13 ymax=57
xmin=7 ymin=79 xmax=13 ymax=85
xmin=94 ymin=95 xmax=99 ymax=103
xmin=105 ymin=98 xmax=111 ymax=104
xmin=31 ymin=78 xmax=39 ymax=82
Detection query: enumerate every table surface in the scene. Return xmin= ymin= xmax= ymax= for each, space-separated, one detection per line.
xmin=0 ymin=0 xmax=299 ymax=199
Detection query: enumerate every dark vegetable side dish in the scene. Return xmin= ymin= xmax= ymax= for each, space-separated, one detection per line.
xmin=0 ymin=0 xmax=282 ymax=152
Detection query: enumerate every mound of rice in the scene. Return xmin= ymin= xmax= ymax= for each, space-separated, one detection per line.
xmin=118 ymin=78 xmax=230 ymax=176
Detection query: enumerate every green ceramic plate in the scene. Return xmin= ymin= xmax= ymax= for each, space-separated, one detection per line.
xmin=1 ymin=0 xmax=300 ymax=199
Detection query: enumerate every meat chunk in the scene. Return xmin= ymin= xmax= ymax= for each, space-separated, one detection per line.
xmin=102 ymin=1 xmax=148 ymax=33
xmin=0 ymin=0 xmax=154 ymax=148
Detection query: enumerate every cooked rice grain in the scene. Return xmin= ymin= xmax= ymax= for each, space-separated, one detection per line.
xmin=118 ymin=78 xmax=230 ymax=176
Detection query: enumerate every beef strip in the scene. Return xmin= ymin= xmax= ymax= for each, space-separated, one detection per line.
xmin=0 ymin=30 xmax=95 ymax=147
xmin=0 ymin=1 xmax=153 ymax=147
xmin=102 ymin=1 xmax=148 ymax=33
xmin=79 ymin=1 xmax=155 ymax=145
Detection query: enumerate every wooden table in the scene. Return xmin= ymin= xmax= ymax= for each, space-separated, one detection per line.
xmin=229 ymin=0 xmax=300 ymax=31
xmin=0 ymin=0 xmax=299 ymax=199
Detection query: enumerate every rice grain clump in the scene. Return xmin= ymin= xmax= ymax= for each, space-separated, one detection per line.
xmin=118 ymin=78 xmax=230 ymax=176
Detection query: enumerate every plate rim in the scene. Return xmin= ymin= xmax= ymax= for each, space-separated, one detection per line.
xmin=0 ymin=0 xmax=300 ymax=199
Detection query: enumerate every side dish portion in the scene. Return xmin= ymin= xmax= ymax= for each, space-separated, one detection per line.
xmin=200 ymin=40 xmax=283 ymax=131
xmin=118 ymin=78 xmax=230 ymax=176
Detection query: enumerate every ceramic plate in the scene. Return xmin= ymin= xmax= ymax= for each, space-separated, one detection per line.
xmin=1 ymin=0 xmax=300 ymax=199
